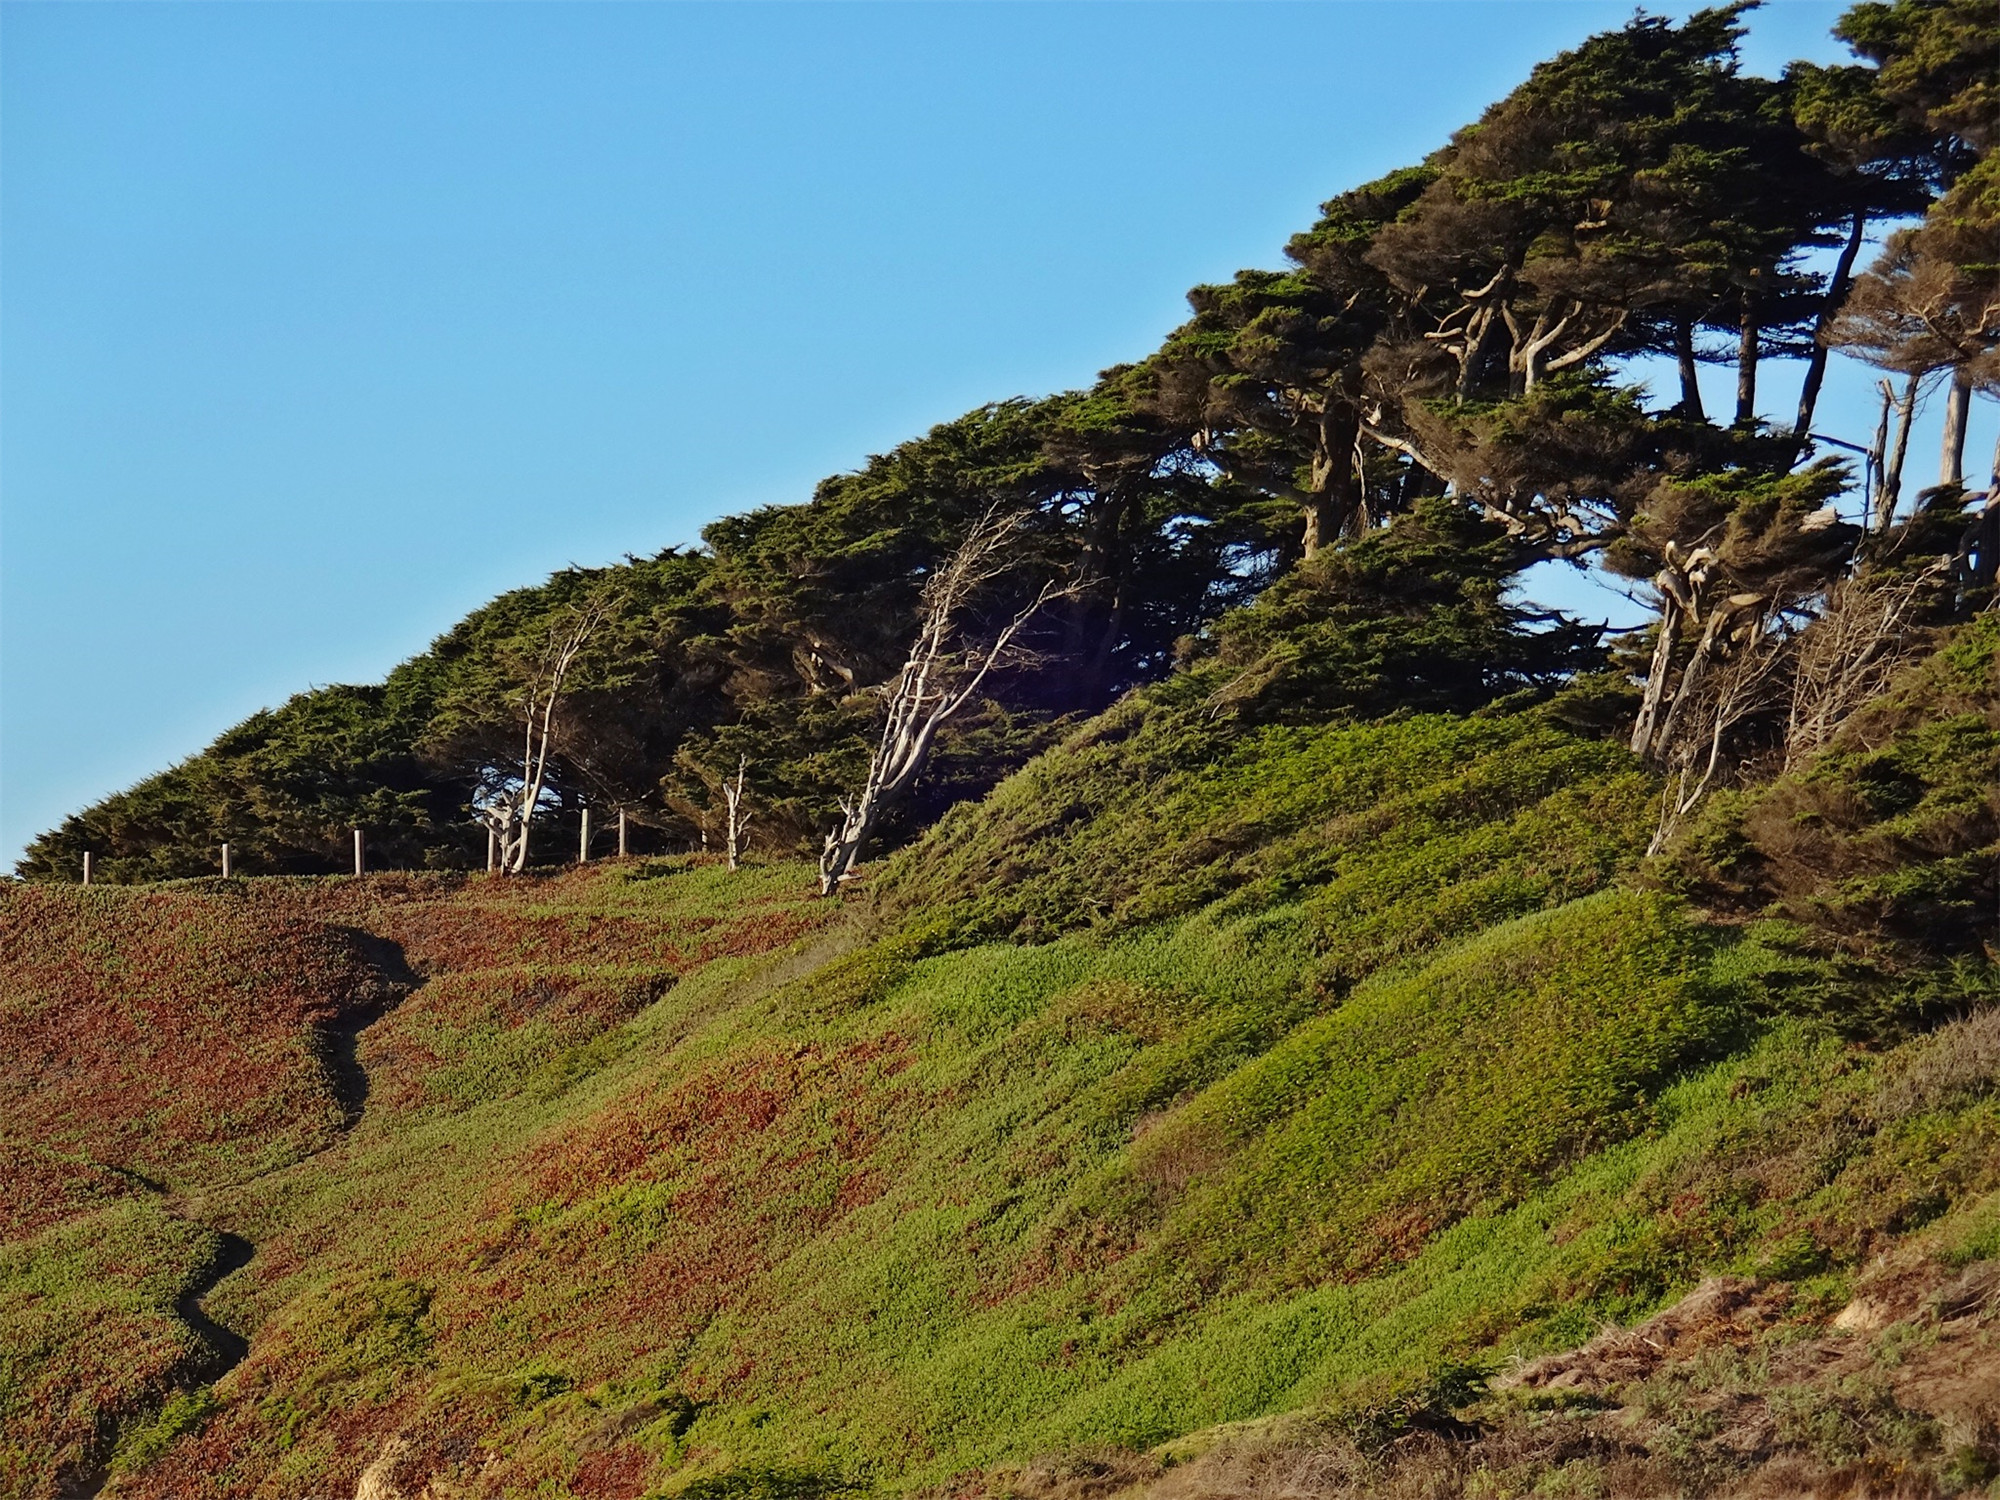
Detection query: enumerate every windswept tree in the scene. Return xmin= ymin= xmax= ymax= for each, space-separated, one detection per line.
xmin=818 ymin=505 xmax=1078 ymax=894
xmin=1823 ymin=0 xmax=2000 ymax=493
xmin=1037 ymin=376 xmax=1258 ymax=706
xmin=1832 ymin=158 xmax=2000 ymax=489
xmin=1836 ymin=0 xmax=1998 ymax=162
xmin=1142 ymin=169 xmax=1433 ymax=560
xmin=469 ymin=594 xmax=614 ymax=873
xmin=1366 ymin=4 xmax=1916 ymax=451
xmin=1613 ymin=463 xmax=1860 ymax=766
xmin=1781 ymin=55 xmax=1946 ymax=455
xmin=1147 ymin=270 xmax=1381 ymax=559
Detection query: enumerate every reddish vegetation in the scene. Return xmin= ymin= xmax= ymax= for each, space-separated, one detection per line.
xmin=0 ymin=1143 xmax=148 ymax=1242
xmin=295 ymin=867 xmax=836 ymax=979
xmin=570 ymin=1443 xmax=653 ymax=1500
xmin=0 ymin=869 xmax=839 ymax=1238
xmin=0 ymin=887 xmax=394 ymax=1230
xmin=0 ymin=864 xmax=844 ymax=1500
xmin=437 ymin=1032 xmax=914 ymax=1376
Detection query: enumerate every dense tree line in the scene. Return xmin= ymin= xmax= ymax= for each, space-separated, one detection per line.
xmin=20 ymin=0 xmax=1996 ymax=884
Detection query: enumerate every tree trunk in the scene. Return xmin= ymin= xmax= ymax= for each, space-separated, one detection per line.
xmin=1300 ymin=494 xmax=1332 ymax=560
xmin=722 ymin=756 xmax=749 ymax=871
xmin=818 ymin=508 xmax=1076 ymax=895
xmin=1630 ymin=590 xmax=1684 ymax=761
xmin=1675 ymin=319 xmax=1705 ymax=421
xmin=1867 ymin=383 xmax=1892 ymax=529
xmin=481 ymin=597 xmax=609 ymax=875
xmin=1940 ymin=366 xmax=1972 ymax=487
xmin=1302 ymin=403 xmax=1364 ymax=560
xmin=1789 ymin=210 xmax=1868 ymax=462
xmin=1653 ymin=604 xmax=1740 ymax=759
xmin=1080 ymin=489 xmax=1141 ymax=708
xmin=1459 ymin=303 xmax=1506 ymax=400
xmin=1734 ymin=285 xmax=1760 ymax=426
xmin=1878 ymin=372 xmax=1918 ymax=531
xmin=1960 ymin=499 xmax=2000 ymax=590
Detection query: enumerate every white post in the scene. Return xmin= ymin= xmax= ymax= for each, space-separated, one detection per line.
xmin=352 ymin=828 xmax=365 ymax=877
xmin=486 ymin=826 xmax=497 ymax=874
xmin=617 ymin=810 xmax=628 ymax=858
xmin=221 ymin=843 xmax=232 ymax=879
xmin=82 ymin=851 xmax=92 ymax=886
xmin=579 ymin=806 xmax=592 ymax=864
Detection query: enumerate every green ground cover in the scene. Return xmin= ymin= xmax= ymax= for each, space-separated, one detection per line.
xmin=4 ymin=670 xmax=1995 ymax=1499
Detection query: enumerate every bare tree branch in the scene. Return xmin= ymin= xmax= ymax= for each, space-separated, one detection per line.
xmin=475 ymin=594 xmax=612 ymax=874
xmin=817 ymin=506 xmax=1081 ymax=895
xmin=722 ymin=754 xmax=751 ymax=871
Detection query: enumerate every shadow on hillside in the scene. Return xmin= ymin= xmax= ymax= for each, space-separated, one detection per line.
xmin=175 ymin=1230 xmax=255 ymax=1381
xmin=321 ymin=930 xmax=423 ymax=1127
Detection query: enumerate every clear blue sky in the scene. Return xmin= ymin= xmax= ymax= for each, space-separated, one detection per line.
xmin=3 ymin=1 xmax=1989 ymax=865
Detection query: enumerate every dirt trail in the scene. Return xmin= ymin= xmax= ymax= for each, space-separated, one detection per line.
xmin=163 ymin=933 xmax=417 ymax=1382
xmin=61 ymin=931 xmax=420 ymax=1500
xmin=170 ymin=1227 xmax=256 ymax=1381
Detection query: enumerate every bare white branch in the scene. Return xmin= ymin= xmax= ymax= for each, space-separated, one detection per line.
xmin=818 ymin=507 xmax=1080 ymax=894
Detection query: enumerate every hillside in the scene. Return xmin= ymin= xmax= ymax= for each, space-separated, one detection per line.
xmin=5 ymin=613 xmax=1998 ymax=1498
xmin=7 ymin=2 xmax=2000 ymax=1496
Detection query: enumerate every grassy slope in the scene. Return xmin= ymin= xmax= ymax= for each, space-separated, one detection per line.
xmin=3 ymin=667 xmax=1997 ymax=1499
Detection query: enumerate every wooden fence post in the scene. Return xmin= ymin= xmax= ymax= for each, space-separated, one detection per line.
xmin=579 ymin=807 xmax=592 ymax=864
xmin=221 ymin=843 xmax=232 ymax=879
xmin=353 ymin=829 xmax=365 ymax=877
xmin=618 ymin=810 xmax=628 ymax=858
xmin=82 ymin=851 xmax=92 ymax=886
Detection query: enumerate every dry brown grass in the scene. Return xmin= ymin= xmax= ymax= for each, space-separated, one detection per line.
xmin=974 ymin=1256 xmax=2000 ymax=1500
xmin=1876 ymin=1007 xmax=2000 ymax=1120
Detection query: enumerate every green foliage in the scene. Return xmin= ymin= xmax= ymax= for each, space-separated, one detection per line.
xmin=1190 ymin=495 xmax=1607 ymax=723
xmin=1109 ymin=892 xmax=1745 ymax=1291
xmin=673 ymin=1466 xmax=862 ymax=1500
xmin=1838 ymin=0 xmax=1999 ymax=154
xmin=0 ymin=1204 xmax=222 ymax=1492
xmin=112 ymin=1388 xmax=221 ymax=1476
xmin=11 ymin=799 xmax=2000 ymax=1495
xmin=876 ymin=685 xmax=1648 ymax=953
xmin=18 ymin=682 xmax=458 ymax=883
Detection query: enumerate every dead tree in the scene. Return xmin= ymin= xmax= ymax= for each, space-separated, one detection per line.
xmin=1643 ymin=552 xmax=1950 ymax=855
xmin=817 ymin=506 xmax=1076 ymax=895
xmin=1785 ymin=559 xmax=1950 ymax=768
xmin=722 ymin=755 xmax=750 ymax=871
xmin=1647 ymin=619 xmax=1791 ymax=857
xmin=1870 ymin=374 xmax=1922 ymax=531
xmin=1832 ymin=224 xmax=2000 ymax=492
xmin=1634 ymin=576 xmax=1773 ymax=770
xmin=1630 ymin=538 xmax=1725 ymax=762
xmin=1629 ymin=473 xmax=1856 ymax=769
xmin=476 ymin=597 xmax=610 ymax=875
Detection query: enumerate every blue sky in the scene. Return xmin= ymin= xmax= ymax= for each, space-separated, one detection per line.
xmin=3 ymin=1 xmax=1991 ymax=866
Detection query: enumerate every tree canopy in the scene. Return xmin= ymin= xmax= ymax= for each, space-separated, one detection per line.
xmin=21 ymin=0 xmax=1997 ymax=883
